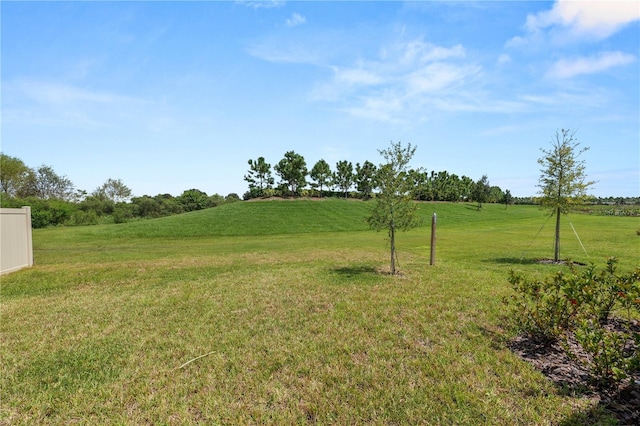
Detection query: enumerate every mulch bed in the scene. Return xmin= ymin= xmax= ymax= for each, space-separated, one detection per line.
xmin=509 ymin=322 xmax=640 ymax=425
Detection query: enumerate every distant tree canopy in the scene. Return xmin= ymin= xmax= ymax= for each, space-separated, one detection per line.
xmin=0 ymin=153 xmax=31 ymax=197
xmin=310 ymin=159 xmax=332 ymax=196
xmin=0 ymin=152 xmax=239 ymax=228
xmin=178 ymin=189 xmax=211 ymax=212
xmin=355 ymin=161 xmax=377 ymax=200
xmin=94 ymin=178 xmax=132 ymax=203
xmin=243 ymin=150 xmax=509 ymax=204
xmin=333 ymin=160 xmax=355 ymax=198
xmin=502 ymin=189 xmax=513 ymax=207
xmin=274 ymin=151 xmax=308 ymax=195
xmin=244 ymin=157 xmax=274 ymax=198
xmin=472 ymin=175 xmax=491 ymax=211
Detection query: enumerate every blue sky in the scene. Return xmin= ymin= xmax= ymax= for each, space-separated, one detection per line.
xmin=2 ymin=1 xmax=639 ymax=198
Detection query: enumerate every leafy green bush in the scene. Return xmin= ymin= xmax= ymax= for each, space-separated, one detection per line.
xmin=68 ymin=210 xmax=100 ymax=226
xmin=505 ymin=258 xmax=640 ymax=387
xmin=506 ymin=269 xmax=580 ymax=341
xmin=112 ymin=203 xmax=136 ymax=224
xmin=2 ymin=197 xmax=78 ymax=228
xmin=572 ymin=318 xmax=636 ymax=386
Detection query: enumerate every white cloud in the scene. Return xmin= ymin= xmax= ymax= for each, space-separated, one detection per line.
xmin=331 ymin=66 xmax=384 ymax=86
xmin=236 ymin=0 xmax=285 ymax=9
xmin=388 ymin=39 xmax=465 ymax=64
xmin=406 ymin=63 xmax=477 ymax=95
xmin=286 ymin=13 xmax=306 ymax=27
xmin=528 ymin=0 xmax=640 ymax=39
xmin=308 ymin=38 xmax=480 ymax=122
xmin=249 ymin=33 xmax=482 ymax=121
xmin=245 ymin=32 xmax=331 ymax=65
xmin=516 ymin=0 xmax=640 ymax=43
xmin=547 ymin=51 xmax=636 ymax=79
xmin=341 ymin=102 xmax=399 ymax=123
xmin=497 ymin=54 xmax=511 ymax=66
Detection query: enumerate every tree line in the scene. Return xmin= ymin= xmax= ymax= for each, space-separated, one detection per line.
xmin=2 ymin=137 xmax=637 ymax=230
xmin=0 ymin=153 xmax=240 ymax=228
xmin=244 ymin=150 xmax=511 ymax=207
xmin=245 ymin=150 xmax=639 ymax=208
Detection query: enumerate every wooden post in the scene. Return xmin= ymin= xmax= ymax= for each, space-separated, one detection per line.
xmin=430 ymin=213 xmax=436 ymax=266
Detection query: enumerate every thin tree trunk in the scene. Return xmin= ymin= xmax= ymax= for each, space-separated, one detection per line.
xmin=554 ymin=206 xmax=561 ymax=262
xmin=390 ymin=216 xmax=397 ymax=275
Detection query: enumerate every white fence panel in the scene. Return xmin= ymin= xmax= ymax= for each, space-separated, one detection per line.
xmin=0 ymin=207 xmax=34 ymax=275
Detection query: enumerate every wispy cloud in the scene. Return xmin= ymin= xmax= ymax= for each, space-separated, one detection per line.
xmin=246 ymin=34 xmax=328 ymax=65
xmin=236 ymin=0 xmax=285 ymax=10
xmin=249 ymin=12 xmax=631 ymax=123
xmin=12 ymin=80 xmax=144 ymax=105
xmin=496 ymin=54 xmax=511 ymax=66
xmin=405 ymin=62 xmax=473 ymax=95
xmin=307 ymin=38 xmax=483 ymax=122
xmin=286 ymin=12 xmax=306 ymax=28
xmin=251 ymin=33 xmax=544 ymax=121
xmin=518 ymin=88 xmax=610 ymax=110
xmin=3 ymin=79 xmax=149 ymax=129
xmin=331 ymin=66 xmax=384 ymax=87
xmin=546 ymin=51 xmax=637 ymax=79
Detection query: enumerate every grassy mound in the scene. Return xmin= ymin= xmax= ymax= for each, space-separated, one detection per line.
xmin=39 ymin=198 xmax=547 ymax=240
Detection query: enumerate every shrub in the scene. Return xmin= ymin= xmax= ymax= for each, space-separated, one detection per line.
xmin=572 ymin=318 xmax=636 ymax=387
xmin=505 ymin=258 xmax=640 ymax=387
xmin=79 ymin=195 xmax=114 ymax=216
xmin=506 ymin=269 xmax=581 ymax=342
xmin=112 ymin=203 xmax=135 ymax=224
xmin=177 ymin=189 xmax=211 ymax=212
xmin=69 ymin=210 xmax=99 ymax=226
xmin=5 ymin=197 xmax=78 ymax=228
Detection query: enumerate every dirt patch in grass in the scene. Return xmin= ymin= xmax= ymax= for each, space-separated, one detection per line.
xmin=535 ymin=258 xmax=588 ymax=266
xmin=509 ymin=322 xmax=640 ymax=425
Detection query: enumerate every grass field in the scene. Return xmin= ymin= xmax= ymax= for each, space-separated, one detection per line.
xmin=1 ymin=199 xmax=638 ymax=424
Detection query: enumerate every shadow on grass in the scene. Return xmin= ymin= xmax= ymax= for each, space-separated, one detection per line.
xmin=546 ymin=372 xmax=638 ymax=426
xmin=464 ymin=203 xmax=480 ymax=211
xmin=555 ymin=402 xmax=621 ymax=426
xmin=332 ymin=265 xmax=378 ymax=278
xmin=477 ymin=325 xmax=511 ymax=351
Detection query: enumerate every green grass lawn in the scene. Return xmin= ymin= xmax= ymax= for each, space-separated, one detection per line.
xmin=1 ymin=199 xmax=638 ymax=424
